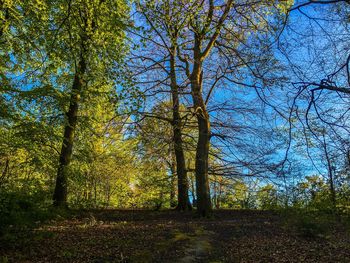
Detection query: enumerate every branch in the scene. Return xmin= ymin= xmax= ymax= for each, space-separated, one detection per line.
xmin=290 ymin=0 xmax=349 ymax=11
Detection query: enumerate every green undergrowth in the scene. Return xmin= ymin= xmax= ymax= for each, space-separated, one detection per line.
xmin=0 ymin=191 xmax=74 ymax=248
xmin=280 ymin=208 xmax=350 ymax=239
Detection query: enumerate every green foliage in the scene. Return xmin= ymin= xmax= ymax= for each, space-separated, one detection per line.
xmin=290 ymin=176 xmax=338 ymax=212
xmin=216 ymin=180 xmax=256 ymax=209
xmin=257 ymin=184 xmax=278 ymax=210
xmin=337 ymin=184 xmax=350 ymax=213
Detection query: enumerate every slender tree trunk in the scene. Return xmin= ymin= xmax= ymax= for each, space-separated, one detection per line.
xmin=94 ymin=178 xmax=98 ymax=207
xmin=53 ymin=53 xmax=86 ymax=207
xmin=323 ymin=136 xmax=337 ymax=210
xmin=191 ymin=176 xmax=196 ymax=207
xmin=212 ymin=178 xmax=217 ymax=208
xmin=329 ymin=168 xmax=336 ymax=210
xmin=169 ymin=157 xmax=177 ymax=208
xmin=217 ymin=181 xmax=222 ymax=209
xmin=190 ymin=39 xmax=212 ymax=217
xmin=189 ymin=170 xmax=196 ymax=206
xmin=170 ymin=48 xmax=191 ymax=211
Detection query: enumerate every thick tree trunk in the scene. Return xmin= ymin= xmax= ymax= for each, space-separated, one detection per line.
xmin=170 ymin=49 xmax=191 ymax=211
xmin=194 ymin=109 xmax=211 ymax=216
xmin=53 ymin=55 xmax=86 ymax=207
xmin=190 ymin=41 xmax=212 ymax=216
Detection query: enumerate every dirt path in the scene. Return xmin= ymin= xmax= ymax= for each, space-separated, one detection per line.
xmin=178 ymin=227 xmax=213 ymax=263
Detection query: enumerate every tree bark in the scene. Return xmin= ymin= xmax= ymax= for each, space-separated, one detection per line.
xmin=53 ymin=53 xmax=86 ymax=207
xmin=190 ymin=37 xmax=212 ymax=217
xmin=170 ymin=47 xmax=191 ymax=211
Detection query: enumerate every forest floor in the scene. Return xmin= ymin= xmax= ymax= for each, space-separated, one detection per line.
xmin=0 ymin=209 xmax=350 ymax=263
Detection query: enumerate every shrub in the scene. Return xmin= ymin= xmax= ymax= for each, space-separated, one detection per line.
xmin=0 ymin=189 xmax=62 ymax=235
xmin=280 ymin=208 xmax=337 ymax=239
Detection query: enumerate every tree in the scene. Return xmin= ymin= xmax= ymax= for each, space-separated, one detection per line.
xmin=133 ymin=0 xmax=193 ymax=210
xmin=49 ymin=0 xmax=129 ymax=206
xmin=172 ymin=0 xmax=292 ymax=216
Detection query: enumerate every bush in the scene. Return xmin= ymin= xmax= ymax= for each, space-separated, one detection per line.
xmin=294 ymin=213 xmax=328 ymax=238
xmin=0 ymin=189 xmax=61 ymax=235
xmin=280 ymin=208 xmax=337 ymax=239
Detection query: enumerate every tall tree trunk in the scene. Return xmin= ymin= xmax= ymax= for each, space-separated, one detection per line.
xmin=190 ymin=39 xmax=212 ymax=216
xmin=53 ymin=54 xmax=86 ymax=207
xmin=170 ymin=48 xmax=191 ymax=211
